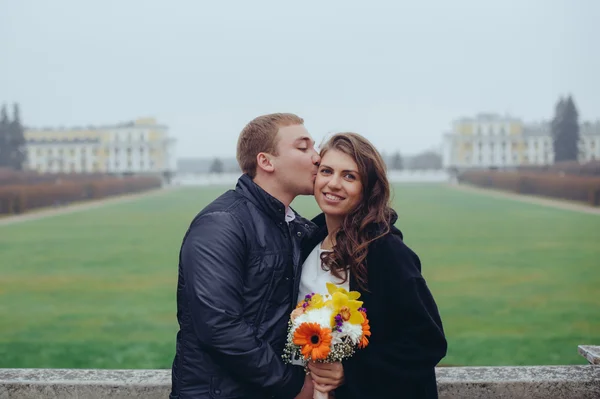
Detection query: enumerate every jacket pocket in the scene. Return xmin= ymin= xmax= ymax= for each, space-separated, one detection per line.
xmin=209 ymin=375 xmax=253 ymax=399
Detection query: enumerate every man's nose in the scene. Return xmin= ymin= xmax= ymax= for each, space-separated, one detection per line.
xmin=311 ymin=152 xmax=321 ymax=166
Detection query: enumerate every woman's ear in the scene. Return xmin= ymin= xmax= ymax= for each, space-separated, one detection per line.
xmin=256 ymin=152 xmax=275 ymax=173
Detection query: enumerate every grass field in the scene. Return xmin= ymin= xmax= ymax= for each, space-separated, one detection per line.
xmin=0 ymin=184 xmax=599 ymax=369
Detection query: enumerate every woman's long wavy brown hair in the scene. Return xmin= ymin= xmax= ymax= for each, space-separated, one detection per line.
xmin=319 ymin=133 xmax=394 ymax=291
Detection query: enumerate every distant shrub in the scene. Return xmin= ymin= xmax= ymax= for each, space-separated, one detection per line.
xmin=0 ymin=174 xmax=162 ymax=215
xmin=459 ymin=170 xmax=600 ymax=206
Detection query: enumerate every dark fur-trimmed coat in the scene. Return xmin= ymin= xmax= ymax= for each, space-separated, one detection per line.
xmin=299 ymin=213 xmax=447 ymax=399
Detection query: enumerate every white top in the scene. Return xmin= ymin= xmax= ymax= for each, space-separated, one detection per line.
xmin=292 ymin=241 xmax=350 ymax=366
xmin=285 ymin=207 xmax=295 ymax=224
xmin=297 ymin=241 xmax=350 ymax=304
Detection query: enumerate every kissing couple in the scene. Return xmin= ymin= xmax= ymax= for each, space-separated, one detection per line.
xmin=170 ymin=113 xmax=447 ymax=399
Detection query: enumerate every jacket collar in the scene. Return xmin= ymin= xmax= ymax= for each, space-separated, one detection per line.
xmin=301 ymin=210 xmax=403 ymax=263
xmin=309 ymin=209 xmax=401 ymax=238
xmin=235 ymin=173 xmax=296 ymax=224
xmin=301 ymin=210 xmax=402 ymax=292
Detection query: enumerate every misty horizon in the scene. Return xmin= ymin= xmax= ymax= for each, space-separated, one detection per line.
xmin=2 ymin=0 xmax=599 ymax=159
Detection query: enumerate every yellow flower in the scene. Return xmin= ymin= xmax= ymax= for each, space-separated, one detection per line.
xmin=326 ymin=282 xmax=361 ymax=300
xmin=330 ymin=291 xmax=364 ymax=326
xmin=296 ymin=293 xmax=326 ymax=310
xmin=309 ymin=293 xmax=326 ymax=309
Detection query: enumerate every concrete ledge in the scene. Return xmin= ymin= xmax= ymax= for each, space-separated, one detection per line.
xmin=0 ymin=369 xmax=168 ymax=399
xmin=437 ymin=365 xmax=600 ymax=398
xmin=1 ymin=366 xmax=599 ymax=399
xmin=578 ymin=345 xmax=600 ymax=365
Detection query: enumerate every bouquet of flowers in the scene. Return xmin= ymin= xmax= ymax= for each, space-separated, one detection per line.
xmin=283 ymin=282 xmax=371 ymax=399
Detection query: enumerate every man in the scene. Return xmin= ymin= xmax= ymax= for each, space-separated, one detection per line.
xmin=170 ymin=113 xmax=343 ymax=399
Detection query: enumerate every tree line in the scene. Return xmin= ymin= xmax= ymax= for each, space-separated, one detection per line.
xmin=0 ymin=103 xmax=26 ymax=170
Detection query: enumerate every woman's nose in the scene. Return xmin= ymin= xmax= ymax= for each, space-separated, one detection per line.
xmin=328 ymin=175 xmax=342 ymax=188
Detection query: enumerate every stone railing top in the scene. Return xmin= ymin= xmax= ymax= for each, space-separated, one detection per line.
xmin=579 ymin=345 xmax=600 ymax=365
xmin=436 ymin=364 xmax=599 ymax=383
xmin=0 ymin=368 xmax=168 ymax=385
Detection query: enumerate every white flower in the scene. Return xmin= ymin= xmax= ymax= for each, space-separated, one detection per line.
xmin=292 ymin=307 xmax=333 ymax=330
xmin=330 ymin=331 xmax=344 ymax=345
xmin=336 ymin=322 xmax=363 ymax=345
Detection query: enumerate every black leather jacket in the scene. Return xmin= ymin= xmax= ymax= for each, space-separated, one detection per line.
xmin=170 ymin=174 xmax=317 ymax=399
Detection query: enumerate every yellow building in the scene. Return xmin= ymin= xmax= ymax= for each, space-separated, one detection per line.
xmin=442 ymin=113 xmax=550 ymax=169
xmin=25 ymin=117 xmax=175 ymax=176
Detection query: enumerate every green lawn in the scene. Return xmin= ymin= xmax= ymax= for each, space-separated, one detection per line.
xmin=0 ymin=184 xmax=598 ymax=369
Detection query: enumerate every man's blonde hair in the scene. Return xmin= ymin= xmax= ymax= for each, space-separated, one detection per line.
xmin=236 ymin=113 xmax=305 ymax=178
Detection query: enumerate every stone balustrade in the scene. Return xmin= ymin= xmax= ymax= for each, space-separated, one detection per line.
xmin=1 ymin=345 xmax=598 ymax=398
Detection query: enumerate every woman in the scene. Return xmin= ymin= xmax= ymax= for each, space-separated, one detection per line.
xmin=298 ymin=133 xmax=447 ymax=399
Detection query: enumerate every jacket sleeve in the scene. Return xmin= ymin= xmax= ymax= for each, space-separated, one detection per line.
xmin=342 ymin=236 xmax=447 ymax=391
xmin=180 ymin=211 xmax=304 ymax=398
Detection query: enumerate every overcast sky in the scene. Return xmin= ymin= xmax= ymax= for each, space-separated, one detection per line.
xmin=1 ymin=0 xmax=598 ymax=159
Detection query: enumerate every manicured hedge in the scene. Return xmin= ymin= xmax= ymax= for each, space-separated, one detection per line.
xmin=458 ymin=170 xmax=600 ymax=206
xmin=0 ymin=175 xmax=162 ymax=215
xmin=0 ymin=168 xmax=111 ymax=186
xmin=516 ymin=160 xmax=600 ymax=176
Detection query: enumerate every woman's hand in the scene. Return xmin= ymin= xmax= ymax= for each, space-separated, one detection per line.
xmin=294 ymin=373 xmax=315 ymax=399
xmin=307 ymin=361 xmax=345 ymax=393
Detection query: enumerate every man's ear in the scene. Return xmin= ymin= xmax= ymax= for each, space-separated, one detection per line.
xmin=256 ymin=152 xmax=275 ymax=173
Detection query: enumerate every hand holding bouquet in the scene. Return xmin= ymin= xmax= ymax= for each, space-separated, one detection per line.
xmin=283 ymin=283 xmax=371 ymax=399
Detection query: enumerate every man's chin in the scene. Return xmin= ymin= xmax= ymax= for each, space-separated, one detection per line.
xmin=300 ymin=188 xmax=316 ymax=196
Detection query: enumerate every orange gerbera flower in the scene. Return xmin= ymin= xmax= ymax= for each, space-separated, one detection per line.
xmin=293 ymin=322 xmax=332 ymax=360
xmin=358 ymin=310 xmax=371 ymax=349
